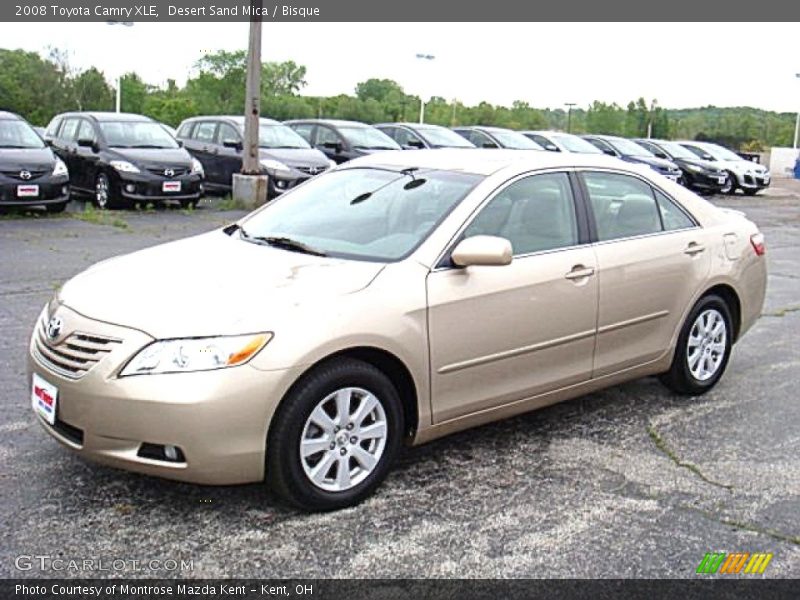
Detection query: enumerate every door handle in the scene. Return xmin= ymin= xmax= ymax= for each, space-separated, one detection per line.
xmin=684 ymin=242 xmax=706 ymax=256
xmin=565 ymin=265 xmax=595 ymax=280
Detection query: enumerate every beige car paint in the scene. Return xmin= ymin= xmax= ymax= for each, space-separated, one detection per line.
xmin=28 ymin=150 xmax=767 ymax=485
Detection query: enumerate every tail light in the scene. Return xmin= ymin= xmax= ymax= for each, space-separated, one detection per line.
xmin=750 ymin=232 xmax=766 ymax=256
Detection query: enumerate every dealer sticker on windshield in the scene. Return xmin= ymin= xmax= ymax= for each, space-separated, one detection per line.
xmin=32 ymin=373 xmax=58 ymax=425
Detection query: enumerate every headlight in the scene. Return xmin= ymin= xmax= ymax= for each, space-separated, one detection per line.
xmin=109 ymin=160 xmax=140 ymax=174
xmin=686 ymin=164 xmax=703 ymax=173
xmin=52 ymin=159 xmax=68 ymax=177
xmin=191 ymin=158 xmax=204 ymax=176
xmin=260 ymin=159 xmax=292 ymax=176
xmin=120 ymin=332 xmax=272 ymax=376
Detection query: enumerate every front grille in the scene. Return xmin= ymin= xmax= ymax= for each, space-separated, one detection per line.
xmin=146 ymin=167 xmax=189 ymax=178
xmin=1 ymin=169 xmax=49 ymax=180
xmin=34 ymin=316 xmax=122 ymax=379
xmin=52 ymin=417 xmax=84 ymax=446
xmin=294 ymin=166 xmax=326 ymax=176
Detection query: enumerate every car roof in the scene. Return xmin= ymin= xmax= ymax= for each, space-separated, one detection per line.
xmin=342 ymin=148 xmax=631 ymax=176
xmin=183 ymin=115 xmax=281 ymax=126
xmin=454 ymin=125 xmax=513 ymax=133
xmin=285 ymin=119 xmax=371 ymax=128
xmin=55 ymin=112 xmax=153 ymax=122
xmin=376 ymin=122 xmax=448 ymax=129
xmin=0 ymin=111 xmax=23 ymax=121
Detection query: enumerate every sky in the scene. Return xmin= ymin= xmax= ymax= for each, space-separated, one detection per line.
xmin=2 ymin=22 xmax=799 ymax=113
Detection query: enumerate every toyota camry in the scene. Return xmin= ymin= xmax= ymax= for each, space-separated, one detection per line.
xmin=29 ymin=150 xmax=767 ymax=511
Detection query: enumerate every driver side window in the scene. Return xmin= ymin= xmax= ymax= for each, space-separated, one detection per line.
xmin=464 ymin=173 xmax=579 ymax=256
xmin=316 ymin=126 xmax=340 ymax=146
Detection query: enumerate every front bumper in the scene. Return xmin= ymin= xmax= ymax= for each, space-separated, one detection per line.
xmin=117 ymin=172 xmax=204 ymax=201
xmin=28 ymin=304 xmax=301 ymax=485
xmin=738 ymin=172 xmax=771 ymax=189
xmin=0 ymin=175 xmax=69 ymax=207
xmin=685 ymin=169 xmax=726 ymax=191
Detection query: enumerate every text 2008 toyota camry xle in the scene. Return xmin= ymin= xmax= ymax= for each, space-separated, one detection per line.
xmin=29 ymin=150 xmax=766 ymax=511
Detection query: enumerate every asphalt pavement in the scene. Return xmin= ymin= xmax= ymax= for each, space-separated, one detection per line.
xmin=0 ymin=185 xmax=798 ymax=578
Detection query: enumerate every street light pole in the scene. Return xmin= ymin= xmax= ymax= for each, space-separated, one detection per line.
xmin=106 ymin=21 xmax=133 ymax=113
xmin=565 ymin=102 xmax=576 ymax=133
xmin=415 ymin=53 xmax=435 ymax=124
xmin=794 ymin=73 xmax=799 ymax=149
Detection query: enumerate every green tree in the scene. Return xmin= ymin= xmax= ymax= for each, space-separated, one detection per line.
xmin=70 ymin=67 xmax=113 ymax=111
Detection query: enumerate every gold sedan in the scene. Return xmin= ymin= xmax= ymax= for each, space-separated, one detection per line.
xmin=29 ymin=150 xmax=767 ymax=511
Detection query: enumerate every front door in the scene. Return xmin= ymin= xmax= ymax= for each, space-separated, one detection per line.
xmin=427 ymin=172 xmax=598 ymax=423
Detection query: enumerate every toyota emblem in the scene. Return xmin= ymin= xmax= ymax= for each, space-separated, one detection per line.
xmin=46 ymin=316 xmax=63 ymax=341
xmin=164 ymin=168 xmax=175 ymax=178
xmin=20 ymin=170 xmax=32 ymax=180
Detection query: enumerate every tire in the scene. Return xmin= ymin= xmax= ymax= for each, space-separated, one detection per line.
xmin=720 ymin=171 xmax=737 ymax=195
xmin=45 ymin=202 xmax=67 ymax=214
xmin=659 ymin=294 xmax=733 ymax=396
xmin=267 ymin=358 xmax=404 ymax=511
xmin=94 ymin=172 xmax=115 ymax=209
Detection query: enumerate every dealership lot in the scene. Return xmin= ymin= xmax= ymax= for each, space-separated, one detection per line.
xmin=1 ymin=184 xmax=798 ymax=578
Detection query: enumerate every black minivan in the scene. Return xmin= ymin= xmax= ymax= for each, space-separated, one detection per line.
xmin=0 ymin=111 xmax=70 ymax=213
xmin=177 ymin=116 xmax=331 ymax=198
xmin=284 ymin=119 xmax=401 ymax=164
xmin=45 ymin=112 xmax=204 ymax=209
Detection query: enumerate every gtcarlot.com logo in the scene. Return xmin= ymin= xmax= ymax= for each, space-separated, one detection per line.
xmin=696 ymin=552 xmax=773 ymax=575
xmin=14 ymin=554 xmax=194 ymax=573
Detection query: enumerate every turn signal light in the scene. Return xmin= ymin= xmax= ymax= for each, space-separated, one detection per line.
xmin=750 ymin=233 xmax=766 ymax=256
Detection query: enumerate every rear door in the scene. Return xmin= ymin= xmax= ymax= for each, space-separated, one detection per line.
xmin=580 ymin=170 xmax=712 ymax=376
xmin=188 ymin=121 xmax=220 ymax=185
xmin=427 ymin=171 xmax=598 ymax=422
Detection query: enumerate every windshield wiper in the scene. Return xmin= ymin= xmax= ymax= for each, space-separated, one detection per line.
xmin=130 ymin=144 xmax=170 ymax=149
xmin=0 ymin=145 xmax=31 ymax=149
xmin=240 ymin=229 xmax=327 ymax=256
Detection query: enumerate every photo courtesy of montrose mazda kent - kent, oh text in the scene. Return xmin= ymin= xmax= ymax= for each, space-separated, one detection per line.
xmin=29 ymin=149 xmax=767 ymax=511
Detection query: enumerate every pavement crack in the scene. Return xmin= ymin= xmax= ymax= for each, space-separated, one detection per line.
xmin=761 ymin=305 xmax=800 ymax=318
xmin=646 ymin=424 xmax=734 ymax=492
xmin=682 ymin=506 xmax=800 ymax=546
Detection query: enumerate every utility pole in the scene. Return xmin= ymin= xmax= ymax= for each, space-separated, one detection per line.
xmin=242 ymin=6 xmax=262 ymax=175
xmin=794 ymin=73 xmax=799 ymax=149
xmin=232 ymin=1 xmax=268 ymax=207
xmin=565 ymin=103 xmax=576 ymax=133
xmin=415 ymin=53 xmax=435 ymax=124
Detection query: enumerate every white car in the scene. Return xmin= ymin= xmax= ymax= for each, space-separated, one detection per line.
xmin=520 ymin=130 xmax=603 ymax=154
xmin=678 ymin=141 xmax=770 ymax=196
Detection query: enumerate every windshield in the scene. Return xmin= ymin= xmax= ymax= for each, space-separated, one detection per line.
xmin=608 ymin=137 xmax=654 ymax=157
xmin=253 ymin=123 xmax=310 ymax=149
xmin=0 ymin=119 xmax=45 ymax=149
xmin=490 ymin=130 xmax=543 ymax=150
xmin=240 ymin=167 xmax=481 ymax=261
xmin=550 ymin=133 xmax=602 ymax=154
xmin=99 ymin=121 xmax=179 ymax=148
xmin=658 ymin=141 xmax=698 ymax=160
xmin=339 ymin=127 xmax=401 ymax=150
xmin=417 ymin=126 xmax=475 ymax=148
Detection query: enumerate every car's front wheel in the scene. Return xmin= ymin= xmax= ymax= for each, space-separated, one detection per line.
xmin=94 ymin=172 xmax=115 ymax=209
xmin=267 ymin=358 xmax=404 ymax=511
xmin=720 ymin=172 xmax=737 ymax=195
xmin=660 ymin=294 xmax=733 ymax=395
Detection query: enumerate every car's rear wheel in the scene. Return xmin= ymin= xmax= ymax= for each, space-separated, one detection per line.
xmin=720 ymin=172 xmax=737 ymax=195
xmin=659 ymin=294 xmax=733 ymax=396
xmin=267 ymin=358 xmax=403 ymax=511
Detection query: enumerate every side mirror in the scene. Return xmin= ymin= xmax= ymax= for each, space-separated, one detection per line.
xmin=703 ymin=154 xmax=714 ymax=161
xmin=654 ymin=151 xmax=668 ymax=159
xmin=223 ymin=139 xmax=242 ymax=151
xmin=482 ymin=142 xmax=498 ymax=149
xmin=544 ymin=143 xmax=559 ymax=152
xmin=451 ymin=235 xmax=513 ymax=267
xmin=322 ymin=141 xmax=343 ymax=153
xmin=44 ymin=138 xmax=54 ymax=147
xmin=176 ymin=139 xmax=184 ymax=148
xmin=406 ymin=139 xmax=425 ymax=149
xmin=77 ymin=138 xmax=97 ymax=152
xmin=602 ymin=148 xmax=616 ymax=157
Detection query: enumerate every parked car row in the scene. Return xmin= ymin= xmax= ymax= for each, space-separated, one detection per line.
xmin=0 ymin=109 xmax=771 ymax=212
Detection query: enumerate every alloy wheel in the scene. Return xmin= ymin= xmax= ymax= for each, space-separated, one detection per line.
xmin=95 ymin=174 xmax=109 ymax=209
xmin=300 ymin=387 xmax=388 ymax=492
xmin=686 ymin=309 xmax=727 ymax=382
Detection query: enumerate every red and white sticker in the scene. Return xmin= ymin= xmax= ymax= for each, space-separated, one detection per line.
xmin=17 ymin=185 xmax=39 ymax=197
xmin=32 ymin=373 xmax=58 ymax=425
xmin=162 ymin=181 xmax=181 ymax=193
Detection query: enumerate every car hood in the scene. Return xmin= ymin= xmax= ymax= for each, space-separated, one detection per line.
xmin=259 ymin=147 xmax=330 ymax=168
xmin=58 ymin=231 xmax=385 ymax=338
xmin=0 ymin=147 xmax=56 ymax=170
xmin=109 ymin=147 xmax=194 ymax=168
